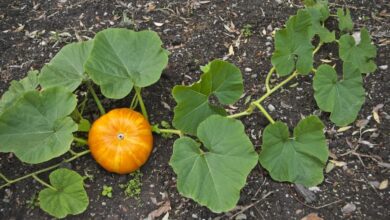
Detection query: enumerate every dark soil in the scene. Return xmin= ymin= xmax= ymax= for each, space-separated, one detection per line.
xmin=0 ymin=0 xmax=389 ymax=219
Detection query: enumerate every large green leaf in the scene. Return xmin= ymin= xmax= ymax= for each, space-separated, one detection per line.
xmin=339 ymin=28 xmax=377 ymax=73
xmin=313 ymin=63 xmax=365 ymax=126
xmin=172 ymin=60 xmax=243 ymax=135
xmin=39 ymin=168 xmax=89 ymax=218
xmin=271 ymin=10 xmax=314 ymax=76
xmin=39 ymin=40 xmax=93 ymax=91
xmin=259 ymin=116 xmax=328 ymax=187
xmin=0 ymin=70 xmax=39 ymax=114
xmin=304 ymin=1 xmax=335 ymax=43
xmin=337 ymin=8 xmax=354 ymax=32
xmin=170 ymin=115 xmax=258 ymax=212
xmin=84 ymin=28 xmax=169 ymax=99
xmin=0 ymin=87 xmax=78 ymax=164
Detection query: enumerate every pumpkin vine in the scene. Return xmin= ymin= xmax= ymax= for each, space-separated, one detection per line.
xmin=0 ymin=0 xmax=378 ymax=217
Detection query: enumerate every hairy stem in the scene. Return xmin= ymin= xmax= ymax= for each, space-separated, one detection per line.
xmin=135 ymin=87 xmax=148 ymax=121
xmin=32 ymin=174 xmax=57 ymax=191
xmin=0 ymin=150 xmax=90 ymax=189
xmin=87 ymin=82 xmax=106 ymax=115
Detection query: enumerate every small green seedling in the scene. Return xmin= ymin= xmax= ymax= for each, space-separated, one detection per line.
xmin=119 ymin=170 xmax=142 ymax=200
xmin=241 ymin=24 xmax=253 ymax=38
xmin=101 ymin=185 xmax=113 ymax=198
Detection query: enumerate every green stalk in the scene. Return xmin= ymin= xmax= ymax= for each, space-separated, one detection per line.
xmin=228 ymin=71 xmax=299 ymax=119
xmin=227 ymin=108 xmax=253 ymax=119
xmin=134 ymin=87 xmax=148 ymax=121
xmin=254 ymin=70 xmax=299 ymax=104
xmin=129 ymin=92 xmax=139 ymax=109
xmin=313 ymin=41 xmax=323 ymax=55
xmin=0 ymin=150 xmax=90 ymax=189
xmin=265 ymin=67 xmax=275 ymax=93
xmin=74 ymin=137 xmax=88 ymax=145
xmin=87 ymin=82 xmax=106 ymax=115
xmin=158 ymin=129 xmax=182 ymax=136
xmin=253 ymin=102 xmax=275 ymax=124
xmin=32 ymin=175 xmax=57 ymax=191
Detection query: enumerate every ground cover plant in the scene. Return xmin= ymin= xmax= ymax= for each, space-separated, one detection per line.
xmin=0 ymin=0 xmax=386 ymax=219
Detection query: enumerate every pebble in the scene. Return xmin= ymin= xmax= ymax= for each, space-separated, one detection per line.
xmin=192 ymin=214 xmax=198 ymax=218
xmin=235 ymin=213 xmax=247 ymax=220
xmin=245 ymin=67 xmax=252 ymax=72
xmin=267 ymin=24 xmax=273 ymax=31
xmin=341 ymin=203 xmax=356 ymax=215
xmin=268 ymin=104 xmax=275 ymax=112
xmin=379 ymin=65 xmax=388 ymax=70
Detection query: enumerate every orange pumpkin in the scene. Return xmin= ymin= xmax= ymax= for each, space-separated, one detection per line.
xmin=88 ymin=108 xmax=153 ymax=174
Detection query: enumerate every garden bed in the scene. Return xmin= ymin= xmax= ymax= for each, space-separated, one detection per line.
xmin=0 ymin=0 xmax=389 ymax=219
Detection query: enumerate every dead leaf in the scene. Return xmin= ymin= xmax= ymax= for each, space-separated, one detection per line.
xmin=330 ymin=160 xmax=347 ymax=167
xmin=379 ymin=179 xmax=388 ymax=190
xmin=147 ymin=201 xmax=171 ymax=220
xmin=228 ymin=45 xmax=234 ymax=56
xmin=355 ymin=119 xmax=369 ymax=128
xmin=337 ymin=126 xmax=352 ymax=132
xmin=146 ymin=3 xmax=156 ymax=12
xmin=301 ymin=213 xmax=323 ymax=220
xmin=372 ymin=104 xmax=384 ymax=124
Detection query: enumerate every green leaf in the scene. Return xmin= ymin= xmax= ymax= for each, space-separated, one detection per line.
xmin=0 ymin=70 xmax=39 ymax=114
xmin=84 ymin=28 xmax=169 ymax=99
xmin=304 ymin=1 xmax=335 ymax=43
xmin=39 ymin=169 xmax=89 ymax=218
xmin=0 ymin=87 xmax=78 ymax=164
xmin=313 ymin=63 xmax=365 ymax=126
xmin=271 ymin=10 xmax=314 ymax=76
xmin=170 ymin=115 xmax=258 ymax=212
xmin=172 ymin=60 xmax=243 ymax=135
xmin=339 ymin=28 xmax=377 ymax=73
xmin=39 ymin=40 xmax=93 ymax=91
xmin=337 ymin=8 xmax=354 ymax=32
xmin=259 ymin=116 xmax=328 ymax=187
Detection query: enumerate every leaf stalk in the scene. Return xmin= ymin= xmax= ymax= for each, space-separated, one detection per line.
xmin=87 ymin=82 xmax=106 ymax=115
xmin=0 ymin=150 xmax=90 ymax=189
xmin=32 ymin=174 xmax=57 ymax=191
xmin=134 ymin=87 xmax=149 ymax=121
xmin=73 ymin=137 xmax=88 ymax=145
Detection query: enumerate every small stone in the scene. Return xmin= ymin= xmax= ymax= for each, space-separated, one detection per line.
xmin=235 ymin=213 xmax=247 ymax=220
xmin=245 ymin=67 xmax=252 ymax=72
xmin=268 ymin=104 xmax=275 ymax=112
xmin=267 ymin=24 xmax=273 ymax=31
xmin=341 ymin=203 xmax=356 ymax=215
xmin=191 ymin=214 xmax=198 ymax=218
xmin=379 ymin=65 xmax=388 ymax=70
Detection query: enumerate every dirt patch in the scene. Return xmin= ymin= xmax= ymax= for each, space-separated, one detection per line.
xmin=0 ymin=0 xmax=389 ymax=219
